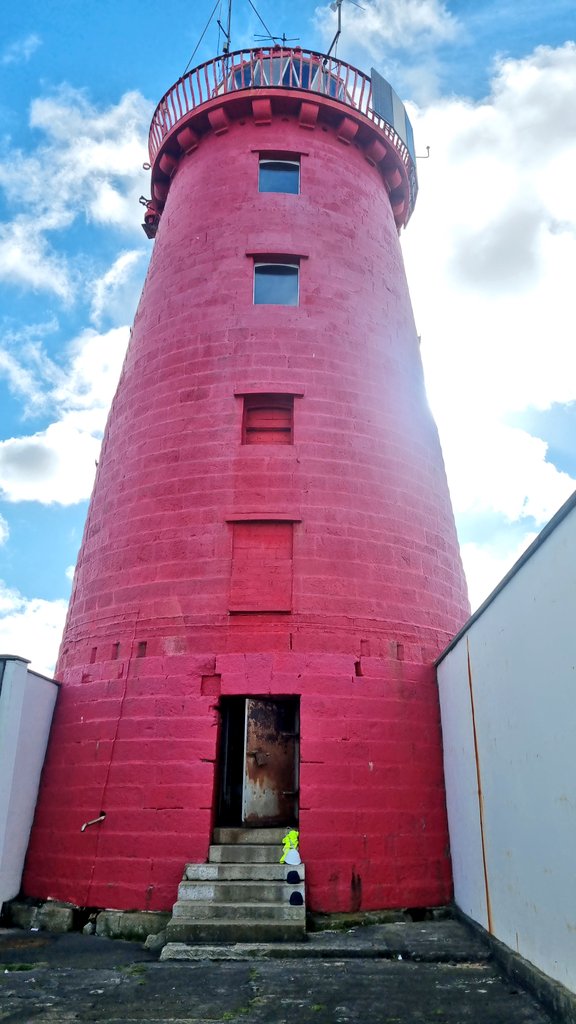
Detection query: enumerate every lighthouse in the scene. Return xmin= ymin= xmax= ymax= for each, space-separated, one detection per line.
xmin=24 ymin=41 xmax=469 ymax=920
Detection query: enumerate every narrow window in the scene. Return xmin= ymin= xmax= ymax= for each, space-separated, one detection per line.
xmin=254 ymin=263 xmax=299 ymax=306
xmin=230 ymin=521 xmax=293 ymax=612
xmin=243 ymin=394 xmax=294 ymax=445
xmin=259 ymin=158 xmax=300 ymax=194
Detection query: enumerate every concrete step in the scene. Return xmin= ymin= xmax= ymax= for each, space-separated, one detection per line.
xmin=184 ymin=862 xmax=305 ymax=882
xmin=212 ymin=827 xmax=293 ymax=845
xmin=168 ymin=838 xmax=306 ymax=947
xmin=209 ymin=844 xmax=282 ymax=864
xmin=165 ymin=918 xmax=306 ymax=944
xmin=177 ymin=879 xmax=305 ymax=903
xmin=171 ymin=901 xmax=305 ymax=922
xmin=209 ymin=844 xmax=285 ymax=864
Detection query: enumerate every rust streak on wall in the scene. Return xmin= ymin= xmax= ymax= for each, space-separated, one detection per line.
xmin=466 ymin=636 xmax=493 ymax=934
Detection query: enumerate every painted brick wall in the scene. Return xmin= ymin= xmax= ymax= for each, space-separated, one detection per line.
xmin=24 ymin=102 xmax=468 ymax=913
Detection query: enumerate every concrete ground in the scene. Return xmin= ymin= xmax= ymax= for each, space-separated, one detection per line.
xmin=0 ymin=920 xmax=556 ymax=1023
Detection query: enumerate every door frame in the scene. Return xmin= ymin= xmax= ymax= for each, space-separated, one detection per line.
xmin=216 ymin=695 xmax=300 ymax=828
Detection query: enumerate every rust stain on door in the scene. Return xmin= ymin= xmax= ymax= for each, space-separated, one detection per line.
xmin=242 ymin=698 xmax=299 ymax=826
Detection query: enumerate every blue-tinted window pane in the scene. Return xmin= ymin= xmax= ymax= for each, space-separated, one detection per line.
xmin=233 ymin=67 xmax=253 ymax=88
xmin=259 ymin=160 xmax=300 ymax=195
xmin=254 ymin=264 xmax=299 ymax=305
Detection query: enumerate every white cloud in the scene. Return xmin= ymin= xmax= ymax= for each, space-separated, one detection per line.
xmin=52 ymin=325 xmax=129 ymax=412
xmin=314 ymin=0 xmax=460 ymax=58
xmin=0 ymin=216 xmax=73 ymax=300
xmin=65 ymin=565 xmax=75 ymax=581
xmin=0 ymin=421 xmax=100 ymax=504
xmin=90 ymin=249 xmax=147 ymax=325
xmin=312 ymin=0 xmax=463 ymax=101
xmin=0 ymin=513 xmax=8 ymax=545
xmin=0 ymin=346 xmax=45 ymax=410
xmin=0 ymin=581 xmax=67 ymax=677
xmin=28 ymin=88 xmax=153 ymax=225
xmin=461 ymin=532 xmax=539 ymax=612
xmin=442 ymin=424 xmax=575 ymax=526
xmin=0 ymin=318 xmax=61 ymax=415
xmin=400 ymin=43 xmax=576 ymax=556
xmin=90 ymin=181 xmax=137 ymax=228
xmin=0 ymin=87 xmax=152 ymax=298
xmin=0 ymin=325 xmax=130 ymax=504
xmin=0 ymin=34 xmax=41 ymax=66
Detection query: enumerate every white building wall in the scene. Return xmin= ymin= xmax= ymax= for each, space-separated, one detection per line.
xmin=0 ymin=656 xmax=59 ymax=911
xmin=437 ymin=495 xmax=576 ymax=994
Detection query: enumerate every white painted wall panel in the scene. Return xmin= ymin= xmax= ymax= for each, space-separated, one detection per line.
xmin=437 ymin=638 xmax=487 ymax=928
xmin=0 ymin=657 xmax=58 ymax=908
xmin=438 ymin=497 xmax=576 ymax=993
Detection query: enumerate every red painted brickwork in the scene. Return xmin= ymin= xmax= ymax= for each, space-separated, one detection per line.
xmin=230 ymin=522 xmax=294 ymax=612
xmin=23 ymin=94 xmax=469 ymax=913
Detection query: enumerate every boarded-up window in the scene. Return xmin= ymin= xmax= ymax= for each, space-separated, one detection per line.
xmin=230 ymin=521 xmax=293 ymax=612
xmin=243 ymin=394 xmax=293 ymax=445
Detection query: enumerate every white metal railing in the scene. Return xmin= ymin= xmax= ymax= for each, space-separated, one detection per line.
xmin=149 ymin=47 xmax=417 ymax=213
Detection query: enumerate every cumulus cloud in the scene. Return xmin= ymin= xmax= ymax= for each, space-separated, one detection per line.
xmin=0 ymin=421 xmax=98 ymax=504
xmin=28 ymin=88 xmax=152 ymax=225
xmin=315 ymin=0 xmax=459 ymax=54
xmin=0 ymin=326 xmax=129 ymax=504
xmin=313 ymin=0 xmax=462 ymax=101
xmin=403 ymin=51 xmax=576 ymax=457
xmin=0 ymin=347 xmax=45 ymax=411
xmin=0 ymin=87 xmax=152 ymax=297
xmin=398 ymin=43 xmax=576 ymax=605
xmin=0 ymin=34 xmax=41 ymax=66
xmin=52 ymin=326 xmax=129 ymax=411
xmin=460 ymin=532 xmax=539 ymax=613
xmin=0 ymin=318 xmax=61 ymax=414
xmin=451 ymin=202 xmax=544 ymax=292
xmin=0 ymin=581 xmax=67 ymax=677
xmin=0 ymin=216 xmax=74 ymax=300
xmin=442 ymin=424 xmax=575 ymax=525
xmin=0 ymin=513 xmax=8 ymax=545
xmin=90 ymin=249 xmax=147 ymax=325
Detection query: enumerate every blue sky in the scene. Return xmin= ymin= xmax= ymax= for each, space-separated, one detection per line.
xmin=1 ymin=0 xmax=575 ymax=673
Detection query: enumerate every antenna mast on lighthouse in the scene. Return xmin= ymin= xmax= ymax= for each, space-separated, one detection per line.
xmin=325 ymin=0 xmax=365 ymax=58
xmin=218 ymin=0 xmax=233 ymax=53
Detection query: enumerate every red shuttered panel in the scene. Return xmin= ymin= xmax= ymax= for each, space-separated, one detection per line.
xmin=230 ymin=521 xmax=293 ymax=611
xmin=243 ymin=394 xmax=293 ymax=444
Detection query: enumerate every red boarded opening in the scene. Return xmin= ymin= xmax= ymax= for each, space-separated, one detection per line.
xmin=230 ymin=521 xmax=293 ymax=612
xmin=243 ymin=394 xmax=293 ymax=444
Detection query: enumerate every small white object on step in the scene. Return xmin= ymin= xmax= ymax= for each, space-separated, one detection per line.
xmin=284 ymin=848 xmax=301 ymax=866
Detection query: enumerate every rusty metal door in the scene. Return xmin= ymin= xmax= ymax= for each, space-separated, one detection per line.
xmin=242 ymin=699 xmax=299 ymax=826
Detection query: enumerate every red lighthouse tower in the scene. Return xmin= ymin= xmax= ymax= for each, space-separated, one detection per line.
xmin=24 ymin=43 xmax=469 ymax=919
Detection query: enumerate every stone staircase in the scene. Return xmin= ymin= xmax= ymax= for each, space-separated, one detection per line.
xmin=165 ymin=827 xmax=306 ymax=943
